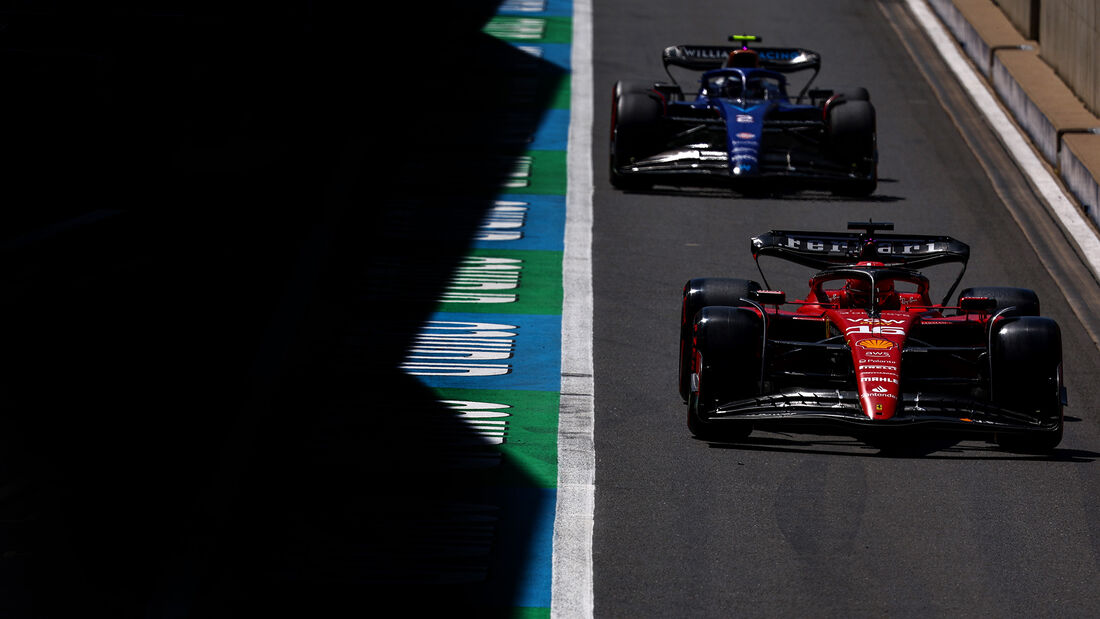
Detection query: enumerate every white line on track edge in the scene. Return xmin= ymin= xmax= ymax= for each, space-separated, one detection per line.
xmin=553 ymin=0 xmax=595 ymax=616
xmin=905 ymin=0 xmax=1100 ymax=281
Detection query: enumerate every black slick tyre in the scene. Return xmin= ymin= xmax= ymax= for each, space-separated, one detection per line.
xmin=687 ymin=306 xmax=762 ymax=441
xmin=957 ymin=286 xmax=1040 ymax=316
xmin=990 ymin=316 xmax=1063 ymax=452
xmin=678 ymin=278 xmax=761 ymax=402
xmin=826 ymin=98 xmax=877 ymax=196
xmin=835 ymin=87 xmax=870 ymax=102
xmin=610 ymin=80 xmax=662 ymax=189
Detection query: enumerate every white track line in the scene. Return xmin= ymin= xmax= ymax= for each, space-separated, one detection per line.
xmin=906 ymin=0 xmax=1100 ymax=280
xmin=553 ymin=0 xmax=595 ymax=616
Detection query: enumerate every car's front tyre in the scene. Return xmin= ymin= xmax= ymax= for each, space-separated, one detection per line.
xmin=687 ymin=306 xmax=762 ymax=440
xmin=678 ymin=278 xmax=762 ymax=402
xmin=610 ymin=80 xmax=662 ymax=189
xmin=990 ymin=316 xmax=1063 ymax=452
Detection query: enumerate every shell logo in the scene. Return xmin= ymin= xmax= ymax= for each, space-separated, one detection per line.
xmin=856 ymin=338 xmax=895 ymax=350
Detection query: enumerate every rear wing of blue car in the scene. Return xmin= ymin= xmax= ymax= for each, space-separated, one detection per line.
xmin=662 ymin=45 xmax=821 ymax=73
xmin=662 ymin=44 xmax=822 ymax=99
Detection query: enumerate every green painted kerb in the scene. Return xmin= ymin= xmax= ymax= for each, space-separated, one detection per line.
xmin=434 ymin=249 xmax=564 ymax=315
xmin=431 ymin=388 xmax=560 ymax=488
xmin=483 ymin=16 xmax=571 ymax=45
xmin=500 ymin=150 xmax=567 ymax=195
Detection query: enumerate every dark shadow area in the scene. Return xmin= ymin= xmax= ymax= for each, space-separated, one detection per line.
xmin=0 ymin=2 xmax=561 ymax=616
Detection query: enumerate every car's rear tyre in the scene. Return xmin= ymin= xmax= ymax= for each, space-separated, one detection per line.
xmin=610 ymin=80 xmax=662 ymax=189
xmin=957 ymin=286 xmax=1040 ymax=316
xmin=687 ymin=306 xmax=762 ymax=440
xmin=679 ymin=278 xmax=762 ymax=402
xmin=613 ymin=80 xmax=654 ymax=101
xmin=826 ymin=99 xmax=877 ymax=196
xmin=990 ymin=316 xmax=1063 ymax=452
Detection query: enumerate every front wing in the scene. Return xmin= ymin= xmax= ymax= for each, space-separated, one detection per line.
xmin=615 ymin=148 xmax=868 ymax=184
xmin=615 ymin=128 xmax=873 ymax=188
xmin=702 ymin=389 xmax=1061 ymax=438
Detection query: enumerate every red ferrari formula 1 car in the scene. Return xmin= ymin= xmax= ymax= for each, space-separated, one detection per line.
xmin=678 ymin=222 xmax=1066 ymax=452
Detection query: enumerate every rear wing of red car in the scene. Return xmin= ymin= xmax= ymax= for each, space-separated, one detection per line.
xmin=751 ymin=224 xmax=971 ymax=306
xmin=751 ymin=229 xmax=970 ymax=269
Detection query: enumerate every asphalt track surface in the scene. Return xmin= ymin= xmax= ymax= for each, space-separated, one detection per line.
xmin=591 ymin=0 xmax=1100 ymax=616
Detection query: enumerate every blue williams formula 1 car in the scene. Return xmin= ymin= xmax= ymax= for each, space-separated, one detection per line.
xmin=678 ymin=221 xmax=1067 ymax=452
xmin=611 ymin=35 xmax=878 ymax=195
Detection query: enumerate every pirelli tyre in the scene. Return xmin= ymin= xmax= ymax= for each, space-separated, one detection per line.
xmin=957 ymin=286 xmax=1040 ymax=316
xmin=990 ymin=316 xmax=1063 ymax=452
xmin=678 ymin=277 xmax=762 ymax=402
xmin=825 ymin=97 xmax=877 ymax=196
xmin=613 ymin=79 xmax=653 ymax=104
xmin=610 ymin=80 xmax=663 ymax=189
xmin=687 ymin=306 xmax=762 ymax=440
xmin=836 ymin=87 xmax=870 ymax=102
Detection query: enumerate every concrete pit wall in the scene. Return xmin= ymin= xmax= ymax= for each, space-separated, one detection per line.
xmin=932 ymin=0 xmax=1100 ymax=231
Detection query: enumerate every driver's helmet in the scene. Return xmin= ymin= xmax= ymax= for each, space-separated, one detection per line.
xmin=723 ymin=76 xmax=743 ymax=98
xmin=844 ymin=277 xmax=897 ymax=308
xmin=724 ymin=48 xmax=760 ymax=68
xmin=745 ymin=78 xmax=767 ymax=99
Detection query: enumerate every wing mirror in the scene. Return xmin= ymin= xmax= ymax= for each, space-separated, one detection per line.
xmin=751 ymin=290 xmax=786 ymax=305
xmin=959 ymin=296 xmax=996 ymax=313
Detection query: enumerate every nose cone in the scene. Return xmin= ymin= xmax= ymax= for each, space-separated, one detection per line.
xmin=858 ymin=376 xmax=899 ymax=419
xmin=829 ymin=309 xmax=914 ymax=421
xmin=719 ymin=101 xmax=765 ymax=176
xmin=850 ymin=337 xmax=903 ymax=420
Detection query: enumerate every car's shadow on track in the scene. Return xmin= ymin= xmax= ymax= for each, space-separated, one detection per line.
xmin=614 ymin=178 xmax=905 ymax=202
xmin=700 ymin=431 xmax=1098 ymax=462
